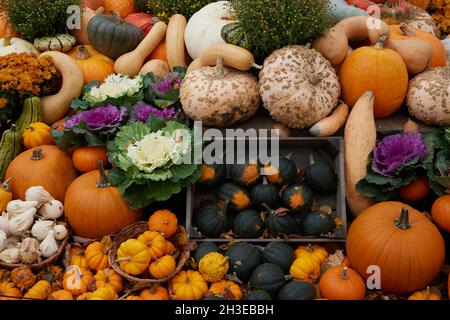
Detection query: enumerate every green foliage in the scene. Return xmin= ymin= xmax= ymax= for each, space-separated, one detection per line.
xmin=147 ymin=0 xmax=216 ymax=21
xmin=427 ymin=128 xmax=450 ymax=195
xmin=3 ymin=0 xmax=81 ymax=41
xmin=230 ymin=0 xmax=334 ymax=61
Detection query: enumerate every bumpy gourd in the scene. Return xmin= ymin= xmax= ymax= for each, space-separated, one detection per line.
xmin=0 ymin=125 xmax=22 ymax=180
xmin=15 ymin=97 xmax=44 ymax=135
xmin=198 ymin=252 xmax=229 ymax=282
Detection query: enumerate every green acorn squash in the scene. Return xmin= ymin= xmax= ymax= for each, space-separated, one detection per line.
xmin=249 ymin=263 xmax=287 ymax=297
xmin=217 ymin=183 xmax=252 ymax=211
xmin=229 ymin=163 xmax=261 ymax=187
xmin=233 ymin=209 xmax=265 ymax=238
xmin=261 ymin=242 xmax=295 ymax=274
xmin=262 ymin=204 xmax=299 ymax=237
xmin=250 ymin=177 xmax=280 ymax=209
xmin=263 ymin=157 xmax=298 ymax=186
xmin=301 ymin=211 xmax=336 ymax=236
xmin=194 ymin=200 xmax=232 ymax=238
xmin=305 ymin=154 xmax=337 ymax=195
xmin=194 ymin=242 xmax=220 ymax=263
xmin=244 ymin=290 xmax=272 ymax=300
xmin=225 ymin=242 xmax=261 ymax=282
xmin=198 ymin=163 xmax=227 ymax=188
xmin=281 ymin=183 xmax=314 ymax=212
xmin=278 ymin=280 xmax=317 ymax=300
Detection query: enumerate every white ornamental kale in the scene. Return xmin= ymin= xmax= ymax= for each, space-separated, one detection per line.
xmin=84 ymin=74 xmax=144 ymax=105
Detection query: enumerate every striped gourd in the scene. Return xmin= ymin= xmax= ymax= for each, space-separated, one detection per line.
xmin=15 ymin=97 xmax=44 ymax=135
xmin=221 ymin=22 xmax=253 ymax=51
xmin=0 ymin=125 xmax=22 ymax=179
xmin=34 ymin=34 xmax=76 ymax=53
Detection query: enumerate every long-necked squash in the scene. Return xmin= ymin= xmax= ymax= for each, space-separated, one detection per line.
xmin=139 ymin=59 xmax=170 ymax=78
xmin=309 ymin=102 xmax=349 ymax=137
xmin=40 ymin=51 xmax=84 ymax=125
xmin=114 ymin=21 xmax=167 ymax=76
xmin=186 ymin=43 xmax=261 ymax=74
xmin=166 ymin=14 xmax=187 ymax=70
xmin=344 ymin=91 xmax=376 ymax=216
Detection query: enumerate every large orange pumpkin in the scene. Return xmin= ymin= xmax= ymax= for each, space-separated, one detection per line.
xmin=67 ymin=45 xmax=114 ymax=84
xmin=72 ymin=146 xmax=109 ymax=173
xmin=319 ymin=266 xmax=366 ymax=300
xmin=103 ymin=0 xmax=135 ymax=18
xmin=339 ymin=36 xmax=409 ymax=119
xmin=346 ymin=202 xmax=445 ymax=294
xmin=0 ymin=11 xmax=18 ymax=38
xmin=64 ymin=162 xmax=142 ymax=239
xmin=389 ymin=24 xmax=446 ymax=68
xmin=431 ymin=195 xmax=450 ymax=233
xmin=5 ymin=146 xmax=78 ymax=202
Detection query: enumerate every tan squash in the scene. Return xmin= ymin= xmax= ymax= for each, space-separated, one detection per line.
xmin=139 ymin=59 xmax=170 ymax=78
xmin=344 ymin=91 xmax=376 ymax=216
xmin=71 ymin=7 xmax=103 ymax=45
xmin=114 ymin=21 xmax=167 ymax=76
xmin=166 ymin=14 xmax=187 ymax=70
xmin=187 ymin=43 xmax=261 ymax=74
xmin=40 ymin=51 xmax=84 ymax=125
xmin=309 ymin=102 xmax=350 ymax=137
xmin=312 ymin=16 xmax=391 ymax=67
xmin=385 ymin=37 xmax=433 ymax=74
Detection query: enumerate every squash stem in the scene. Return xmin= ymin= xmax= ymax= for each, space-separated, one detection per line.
xmin=375 ymin=35 xmax=388 ymax=49
xmin=3 ymin=35 xmax=12 ymax=46
xmin=261 ymin=203 xmax=274 ymax=216
xmin=114 ymin=257 xmax=131 ymax=263
xmin=425 ymin=286 xmax=430 ymax=300
xmin=309 ymin=153 xmax=315 ymax=166
xmin=399 ymin=23 xmax=416 ymax=37
xmin=97 ymin=160 xmax=111 ymax=188
xmin=77 ymin=46 xmax=91 ymax=60
xmin=215 ymin=56 xmax=224 ymax=78
xmin=395 ymin=207 xmax=411 ymax=230
xmin=340 ymin=267 xmax=349 ymax=280
xmin=1 ymin=177 xmax=12 ymax=191
xmin=220 ymin=198 xmax=231 ymax=217
xmin=31 ymin=148 xmax=43 ymax=161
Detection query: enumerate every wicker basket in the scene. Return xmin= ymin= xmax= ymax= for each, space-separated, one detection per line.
xmin=0 ymin=222 xmax=69 ymax=270
xmin=108 ymin=221 xmax=190 ymax=292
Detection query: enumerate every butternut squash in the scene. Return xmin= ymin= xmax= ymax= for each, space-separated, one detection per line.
xmin=186 ymin=43 xmax=261 ymax=74
xmin=166 ymin=14 xmax=187 ymax=70
xmin=40 ymin=51 xmax=84 ymax=125
xmin=139 ymin=59 xmax=170 ymax=78
xmin=344 ymin=91 xmax=376 ymax=216
xmin=385 ymin=38 xmax=433 ymax=74
xmin=312 ymin=16 xmax=391 ymax=67
xmin=114 ymin=21 xmax=167 ymax=76
xmin=309 ymin=102 xmax=349 ymax=137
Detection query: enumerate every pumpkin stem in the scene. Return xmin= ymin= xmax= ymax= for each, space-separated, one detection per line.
xmin=76 ymin=46 xmax=91 ymax=60
xmin=308 ymin=73 xmax=324 ymax=86
xmin=97 ymin=160 xmax=111 ymax=188
xmin=262 ymin=176 xmax=269 ymax=185
xmin=399 ymin=23 xmax=416 ymax=37
xmin=340 ymin=267 xmax=349 ymax=280
xmin=309 ymin=153 xmax=316 ymax=166
xmin=219 ymin=198 xmax=231 ymax=217
xmin=3 ymin=35 xmax=12 ymax=46
xmin=261 ymin=203 xmax=274 ymax=216
xmin=31 ymin=148 xmax=43 ymax=161
xmin=114 ymin=257 xmax=131 ymax=263
xmin=110 ymin=11 xmax=123 ymax=24
xmin=396 ymin=207 xmax=411 ymax=230
xmin=425 ymin=286 xmax=430 ymax=300
xmin=215 ymin=56 xmax=225 ymax=78
xmin=1 ymin=177 xmax=12 ymax=191
xmin=375 ymin=35 xmax=388 ymax=49
xmin=251 ymin=63 xmax=263 ymax=70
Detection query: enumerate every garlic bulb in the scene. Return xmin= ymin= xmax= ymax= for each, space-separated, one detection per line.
xmin=0 ymin=247 xmax=21 ymax=263
xmin=25 ymin=186 xmax=54 ymax=205
xmin=6 ymin=236 xmax=21 ymax=249
xmin=53 ymin=224 xmax=68 ymax=241
xmin=39 ymin=230 xmax=58 ymax=258
xmin=6 ymin=200 xmax=39 ymax=215
xmin=0 ymin=212 xmax=10 ymax=236
xmin=8 ymin=207 xmax=36 ymax=236
xmin=0 ymin=230 xmax=7 ymax=251
xmin=31 ymin=220 xmax=54 ymax=241
xmin=38 ymin=200 xmax=64 ymax=220
xmin=20 ymin=238 xmax=41 ymax=264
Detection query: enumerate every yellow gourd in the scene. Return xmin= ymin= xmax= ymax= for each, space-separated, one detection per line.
xmin=40 ymin=51 xmax=84 ymax=125
xmin=22 ymin=122 xmax=54 ymax=149
xmin=139 ymin=59 xmax=170 ymax=78
xmin=116 ymin=239 xmax=151 ymax=276
xmin=114 ymin=21 xmax=167 ymax=76
xmin=166 ymin=14 xmax=187 ymax=70
xmin=198 ymin=252 xmax=229 ymax=283
xmin=89 ymin=287 xmax=118 ymax=300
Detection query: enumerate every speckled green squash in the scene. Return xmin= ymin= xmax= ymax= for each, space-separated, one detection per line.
xmin=221 ymin=22 xmax=253 ymax=51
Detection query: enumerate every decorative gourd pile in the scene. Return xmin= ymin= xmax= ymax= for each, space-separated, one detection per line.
xmin=194 ymin=155 xmax=340 ymax=239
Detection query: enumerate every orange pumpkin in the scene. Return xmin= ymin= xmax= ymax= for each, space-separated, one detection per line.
xmin=0 ymin=11 xmax=18 ymax=38
xmin=85 ymin=236 xmax=112 ymax=271
xmin=319 ymin=266 xmax=366 ymax=300
xmin=209 ymin=280 xmax=243 ymax=300
xmin=0 ymin=281 xmax=21 ymax=300
xmin=149 ymin=255 xmax=176 ymax=279
xmin=5 ymin=146 xmax=78 ymax=203
xmin=103 ymin=0 xmax=135 ymax=18
xmin=94 ymin=268 xmax=123 ymax=293
xmin=139 ymin=285 xmax=169 ymax=300
xmin=137 ymin=231 xmax=167 ymax=261
xmin=294 ymin=244 xmax=329 ymax=265
xmin=399 ymin=176 xmax=430 ymax=202
xmin=347 ymin=202 xmax=445 ymax=294
xmin=431 ymin=195 xmax=450 ymax=233
xmin=408 ymin=0 xmax=430 ymax=10
xmin=62 ymin=268 xmax=95 ymax=296
xmin=389 ymin=24 xmax=446 ymax=68
xmin=71 ymin=7 xmax=99 ymax=45
xmin=164 ymin=240 xmax=176 ymax=256
xmin=83 ymin=0 xmax=103 ymax=10
xmin=51 ymin=117 xmax=68 ymax=132
xmin=126 ymin=295 xmax=142 ymax=300
xmin=72 ymin=146 xmax=109 ymax=173
xmin=408 ymin=286 xmax=441 ymax=300
xmin=77 ymin=292 xmax=93 ymax=300
xmin=148 ymin=41 xmax=167 ymax=63
xmin=70 ymin=254 xmax=89 ymax=271
xmin=22 ymin=122 xmax=55 ymax=149
xmin=50 ymin=289 xmax=73 ymax=300
xmin=148 ymin=210 xmax=178 ymax=238
xmin=68 ymin=45 xmax=114 ymax=84
xmin=65 ymin=162 xmax=142 ymax=239
xmin=339 ymin=36 xmax=409 ymax=119
xmin=290 ymin=255 xmax=321 ymax=283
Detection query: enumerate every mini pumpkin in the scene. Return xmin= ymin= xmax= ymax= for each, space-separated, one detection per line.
xmin=431 ymin=195 xmax=450 ymax=233
xmin=139 ymin=285 xmax=169 ymax=300
xmin=94 ymin=268 xmax=123 ymax=293
xmin=408 ymin=286 xmax=441 ymax=300
xmin=67 ymin=45 xmax=114 ymax=84
xmin=137 ymin=231 xmax=167 ymax=261
xmin=125 ymin=295 xmax=142 ymax=300
xmin=62 ymin=268 xmax=95 ymax=296
xmin=22 ymin=122 xmax=54 ymax=149
xmin=85 ymin=236 xmax=112 ymax=271
xmin=116 ymin=239 xmax=151 ymax=276
xmin=49 ymin=289 xmax=73 ymax=300
xmin=198 ymin=252 xmax=229 ymax=283
xmin=89 ymin=287 xmax=118 ymax=300
xmin=0 ymin=281 xmax=21 ymax=300
xmin=294 ymin=244 xmax=329 ymax=265
xmin=290 ymin=255 xmax=321 ymax=283
xmin=149 ymin=255 xmax=176 ymax=280
xmin=209 ymin=280 xmax=243 ymax=300
xmin=319 ymin=266 xmax=366 ymax=300
xmin=0 ymin=178 xmax=12 ymax=216
xmin=71 ymin=147 xmax=109 ymax=174
xmin=77 ymin=292 xmax=93 ymax=300
xmin=23 ymin=280 xmax=51 ymax=300
xmin=103 ymin=0 xmax=135 ymax=18
xmin=399 ymin=176 xmax=430 ymax=202
xmin=11 ymin=266 xmax=36 ymax=290
xmin=148 ymin=210 xmax=178 ymax=238
xmin=170 ymin=270 xmax=208 ymax=300
xmin=34 ymin=34 xmax=77 ymax=53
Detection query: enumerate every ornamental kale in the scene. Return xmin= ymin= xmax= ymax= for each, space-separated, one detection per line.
xmin=107 ymin=116 xmax=200 ymax=209
xmin=132 ymin=102 xmax=177 ymax=123
xmin=427 ymin=127 xmax=450 ymax=195
xmin=143 ymin=70 xmax=185 ymax=109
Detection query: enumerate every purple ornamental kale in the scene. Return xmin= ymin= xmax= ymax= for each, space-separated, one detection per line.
xmin=133 ymin=102 xmax=177 ymax=123
xmin=152 ymin=73 xmax=182 ymax=94
xmin=372 ymin=133 xmax=426 ymax=177
xmin=63 ymin=104 xmax=127 ymax=131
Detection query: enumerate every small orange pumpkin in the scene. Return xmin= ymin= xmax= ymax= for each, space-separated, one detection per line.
xmin=103 ymin=0 xmax=135 ymax=18
xmin=149 ymin=255 xmax=176 ymax=279
xmin=50 ymin=289 xmax=74 ymax=300
xmin=0 ymin=281 xmax=21 ymax=300
xmin=62 ymin=268 xmax=95 ymax=296
xmin=85 ymin=236 xmax=112 ymax=271
xmin=89 ymin=287 xmax=118 ymax=300
xmin=77 ymin=292 xmax=93 ymax=300
xmin=126 ymin=295 xmax=142 ymax=300
xmin=290 ymin=255 xmax=321 ymax=283
xmin=0 ymin=178 xmax=12 ymax=213
xmin=69 ymin=254 xmax=89 ymax=271
xmin=72 ymin=146 xmax=109 ymax=173
xmin=209 ymin=280 xmax=243 ymax=300
xmin=431 ymin=195 xmax=450 ymax=233
xmin=408 ymin=286 xmax=441 ymax=300
xmin=319 ymin=266 xmax=366 ymax=300
xmin=164 ymin=241 xmax=176 ymax=256
xmin=294 ymin=244 xmax=329 ymax=265
xmin=139 ymin=285 xmax=169 ymax=300
xmin=399 ymin=176 xmax=430 ymax=202
xmin=94 ymin=268 xmax=123 ymax=293
xmin=137 ymin=231 xmax=167 ymax=261
xmin=11 ymin=266 xmax=36 ymax=290
xmin=148 ymin=210 xmax=178 ymax=238
xmin=67 ymin=45 xmax=114 ymax=84
xmin=0 ymin=11 xmax=18 ymax=38
xmin=22 ymin=122 xmax=55 ymax=149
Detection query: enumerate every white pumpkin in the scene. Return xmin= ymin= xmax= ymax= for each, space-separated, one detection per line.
xmin=259 ymin=45 xmax=341 ymax=129
xmin=407 ymin=66 xmax=450 ymax=126
xmin=184 ymin=1 xmax=235 ymax=60
xmin=0 ymin=36 xmax=39 ymax=56
xmin=180 ymin=57 xmax=260 ymax=127
xmin=403 ymin=4 xmax=437 ymax=36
